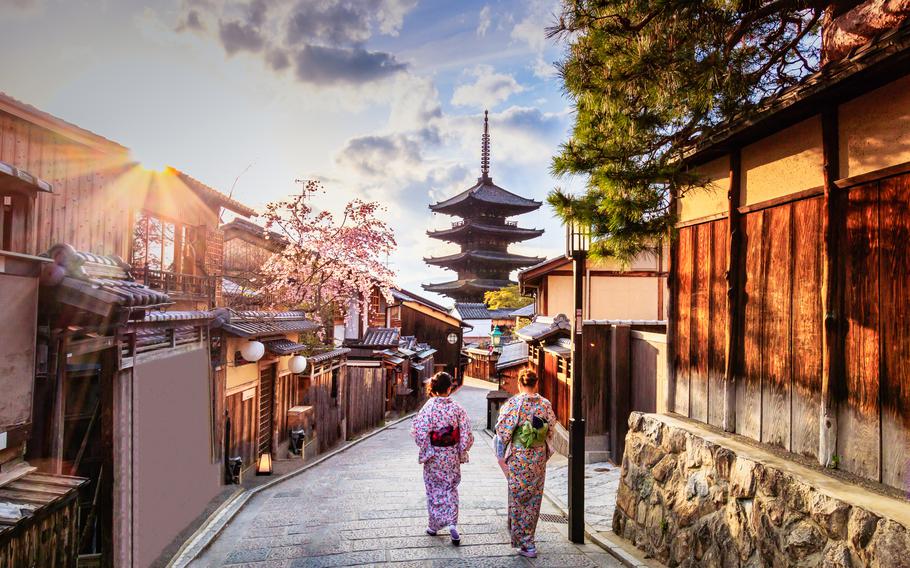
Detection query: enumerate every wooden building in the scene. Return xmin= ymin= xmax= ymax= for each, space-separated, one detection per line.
xmin=387 ymin=289 xmax=465 ymax=380
xmin=221 ymin=217 xmax=285 ymax=309
xmin=519 ymin=254 xmax=668 ymax=321
xmin=0 ymin=162 xmax=87 ymax=568
xmin=32 ymin=245 xmax=221 ymax=568
xmin=218 ymin=311 xmax=320 ymax=470
xmin=670 ymin=22 xmax=910 ymax=490
xmin=0 ymin=93 xmax=256 ymax=312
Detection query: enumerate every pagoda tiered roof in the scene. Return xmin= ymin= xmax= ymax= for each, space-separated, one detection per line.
xmin=424 ymin=249 xmax=544 ymax=269
xmin=428 ymin=176 xmax=541 ymax=217
xmin=422 ymin=278 xmax=514 ymax=299
xmin=427 ymin=219 xmax=543 ymax=243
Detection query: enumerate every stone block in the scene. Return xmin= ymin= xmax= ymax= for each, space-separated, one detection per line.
xmin=847 ymin=507 xmax=880 ymax=551
xmin=714 ymin=446 xmax=736 ymax=479
xmin=651 ymin=454 xmax=678 ymax=483
xmin=809 ymin=493 xmax=850 ymax=540
xmin=868 ymin=520 xmax=910 ymax=568
xmin=822 ymin=541 xmax=853 ymax=568
xmin=730 ymin=458 xmax=758 ymax=498
xmin=785 ymin=519 xmax=825 ymax=562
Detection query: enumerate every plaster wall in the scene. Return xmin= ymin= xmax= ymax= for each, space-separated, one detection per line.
xmin=589 ymin=276 xmax=661 ymax=320
xmin=225 ymin=335 xmax=295 ymax=390
xmin=742 ymin=116 xmax=824 ymax=205
xmin=839 ymin=73 xmax=910 ymax=179
xmin=678 ymin=156 xmax=729 ymax=222
xmin=132 ymin=347 xmax=221 ymax=568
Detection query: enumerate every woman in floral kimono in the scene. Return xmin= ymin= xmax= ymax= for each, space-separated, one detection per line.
xmin=411 ymin=372 xmax=473 ymax=545
xmin=495 ymin=369 xmax=557 ymax=558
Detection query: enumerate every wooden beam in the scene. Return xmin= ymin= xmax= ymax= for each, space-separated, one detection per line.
xmin=820 ymin=106 xmax=843 ymax=467
xmin=98 ymin=348 xmax=115 ymax=568
xmin=666 ymin=191 xmax=679 ymax=414
xmin=723 ymin=149 xmax=744 ymax=432
xmin=50 ymin=336 xmax=67 ymax=474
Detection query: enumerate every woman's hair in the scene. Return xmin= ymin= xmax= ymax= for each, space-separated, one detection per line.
xmin=427 ymin=371 xmax=454 ymax=397
xmin=518 ymin=369 xmax=539 ymax=388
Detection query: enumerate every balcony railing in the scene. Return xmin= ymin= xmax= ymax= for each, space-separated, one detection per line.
xmin=134 ymin=266 xmax=216 ymax=304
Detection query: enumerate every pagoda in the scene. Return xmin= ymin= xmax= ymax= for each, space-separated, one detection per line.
xmin=423 ymin=111 xmax=544 ymax=302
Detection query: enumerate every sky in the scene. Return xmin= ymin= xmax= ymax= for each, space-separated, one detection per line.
xmin=1 ymin=0 xmax=584 ymax=307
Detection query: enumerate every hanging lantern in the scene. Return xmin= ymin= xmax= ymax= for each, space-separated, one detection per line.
xmin=491 ymin=325 xmax=503 ymax=348
xmin=240 ymin=340 xmax=265 ymax=362
xmin=289 ymin=355 xmax=308 ymax=374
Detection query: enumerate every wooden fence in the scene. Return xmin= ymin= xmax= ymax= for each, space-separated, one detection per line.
xmin=346 ymin=365 xmax=387 ymax=439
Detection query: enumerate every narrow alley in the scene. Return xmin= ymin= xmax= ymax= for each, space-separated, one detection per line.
xmin=192 ymin=382 xmax=621 ymax=567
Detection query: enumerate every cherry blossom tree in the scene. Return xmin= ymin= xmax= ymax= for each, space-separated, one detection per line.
xmin=259 ymin=180 xmax=397 ymax=336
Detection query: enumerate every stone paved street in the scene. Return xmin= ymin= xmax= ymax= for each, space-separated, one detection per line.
xmin=192 ymin=382 xmax=621 ymax=567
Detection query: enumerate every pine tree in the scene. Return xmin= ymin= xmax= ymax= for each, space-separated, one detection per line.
xmin=548 ymin=0 xmax=829 ymax=261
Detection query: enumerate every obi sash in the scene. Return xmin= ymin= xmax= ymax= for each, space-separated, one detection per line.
xmin=430 ymin=424 xmax=460 ymax=447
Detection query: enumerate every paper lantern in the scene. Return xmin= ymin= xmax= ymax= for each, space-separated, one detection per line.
xmin=240 ymin=340 xmax=265 ymax=362
xmin=289 ymin=355 xmax=308 ymax=374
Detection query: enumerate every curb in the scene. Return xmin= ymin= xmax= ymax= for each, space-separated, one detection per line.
xmin=167 ymin=411 xmax=417 ymax=568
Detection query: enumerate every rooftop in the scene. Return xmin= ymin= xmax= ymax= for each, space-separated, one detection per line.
xmin=220 ymin=310 xmax=318 ymax=338
xmin=515 ymin=314 xmax=572 ymax=343
xmin=453 ymin=302 xmax=515 ymax=320
xmin=169 ymin=168 xmax=256 ymax=217
xmin=423 ymin=278 xmax=515 ymax=295
xmin=425 ymin=249 xmax=545 ymax=268
xmin=427 ymin=220 xmax=543 ymax=243
xmin=429 ymin=178 xmax=542 ymax=216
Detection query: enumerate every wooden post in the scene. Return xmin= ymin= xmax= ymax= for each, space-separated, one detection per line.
xmin=609 ymin=324 xmax=632 ymax=462
xmin=667 ymin=192 xmax=679 ymax=414
xmin=51 ymin=336 xmax=67 ymax=474
xmin=99 ymin=348 xmax=115 ymax=568
xmin=820 ymin=107 xmax=842 ymax=467
xmin=723 ymin=149 xmax=743 ymax=432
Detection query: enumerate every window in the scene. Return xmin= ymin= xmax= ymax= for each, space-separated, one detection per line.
xmin=132 ymin=211 xmax=199 ymax=274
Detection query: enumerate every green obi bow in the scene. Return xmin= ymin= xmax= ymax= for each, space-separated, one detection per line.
xmin=514 ymin=419 xmax=548 ymax=448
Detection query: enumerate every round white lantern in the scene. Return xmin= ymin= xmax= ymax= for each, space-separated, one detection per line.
xmin=447 ymin=332 xmax=458 ymax=345
xmin=289 ymin=355 xmax=308 ymax=374
xmin=240 ymin=340 xmax=265 ymax=362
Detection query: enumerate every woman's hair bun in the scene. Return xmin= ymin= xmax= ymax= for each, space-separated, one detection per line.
xmin=518 ymin=369 xmax=538 ymax=388
xmin=427 ymin=371 xmax=454 ymax=396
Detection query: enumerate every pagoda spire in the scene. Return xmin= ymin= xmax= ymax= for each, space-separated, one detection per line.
xmin=480 ymin=109 xmax=491 ymax=181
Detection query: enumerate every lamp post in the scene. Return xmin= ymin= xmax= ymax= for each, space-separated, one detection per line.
xmin=566 ymin=219 xmax=590 ymax=544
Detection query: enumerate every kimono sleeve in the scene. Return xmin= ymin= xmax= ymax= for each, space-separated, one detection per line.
xmin=456 ymin=403 xmax=474 ymax=463
xmin=494 ymin=396 xmax=520 ymax=456
xmin=543 ymin=398 xmax=558 ymax=458
xmin=411 ymin=400 xmax=435 ymax=464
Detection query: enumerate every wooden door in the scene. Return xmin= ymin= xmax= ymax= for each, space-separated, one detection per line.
xmin=258 ymin=364 xmax=275 ymax=455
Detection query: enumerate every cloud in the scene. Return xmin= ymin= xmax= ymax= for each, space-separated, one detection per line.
xmin=510 ymin=0 xmax=558 ymax=52
xmin=451 ymin=65 xmax=525 ymax=109
xmin=219 ymin=19 xmax=265 ymax=54
xmin=293 ymin=45 xmax=407 ymax=85
xmin=337 ymin=133 xmax=421 ymax=177
xmin=476 ymin=5 xmax=491 ymax=37
xmin=175 ymin=0 xmax=417 ymax=86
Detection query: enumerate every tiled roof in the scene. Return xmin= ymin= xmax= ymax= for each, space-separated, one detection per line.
xmin=221 ymin=310 xmax=318 ymax=338
xmin=430 ymin=178 xmax=541 ymax=214
xmin=143 ymin=311 xmax=213 ymax=323
xmin=510 ymin=303 xmax=535 ymax=318
xmin=0 ymin=467 xmax=87 ymax=537
xmin=423 ymin=278 xmax=514 ymax=294
xmin=43 ymin=243 xmax=171 ymax=320
xmin=221 ymin=217 xmax=287 ymax=247
xmin=427 ymin=220 xmax=543 ymax=243
xmin=308 ymin=347 xmax=351 ymax=364
xmin=496 ymin=341 xmax=529 ymax=370
xmin=169 ymin=168 xmax=256 ymax=217
xmin=453 ymin=303 xmax=489 ymax=319
xmin=425 ymin=249 xmax=544 ymax=267
xmin=263 ymin=339 xmax=307 ymax=356
xmin=515 ymin=314 xmax=571 ymax=342
xmin=360 ymin=327 xmax=400 ymax=347
xmin=390 ymin=288 xmax=450 ymax=313
xmin=0 ymin=159 xmax=53 ymax=193
xmin=543 ymin=338 xmax=573 ymax=358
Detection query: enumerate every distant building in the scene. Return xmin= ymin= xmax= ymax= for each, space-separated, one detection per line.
xmin=451 ymin=302 xmax=515 ymax=343
xmin=424 ymin=111 xmax=544 ymax=301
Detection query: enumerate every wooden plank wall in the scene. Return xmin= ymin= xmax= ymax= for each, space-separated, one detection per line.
xmin=0 ymin=111 xmax=133 ymax=258
xmin=630 ymin=332 xmax=662 ymax=414
xmin=225 ymin=389 xmax=257 ymax=469
xmin=346 ymin=366 xmax=387 ymax=439
xmin=582 ymin=324 xmax=611 ymax=436
xmin=305 ymin=361 xmax=347 ymax=453
xmin=673 ymin=221 xmax=728 ymax=421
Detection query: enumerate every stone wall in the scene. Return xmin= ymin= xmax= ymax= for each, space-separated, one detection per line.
xmin=613 ymin=412 xmax=910 ymax=568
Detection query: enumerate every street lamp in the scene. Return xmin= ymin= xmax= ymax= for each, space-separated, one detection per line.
xmin=566 ymin=218 xmax=590 ymax=544
xmin=491 ymin=325 xmax=503 ymax=350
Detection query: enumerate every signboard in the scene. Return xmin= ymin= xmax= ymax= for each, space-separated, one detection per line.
xmin=242 ymin=387 xmax=256 ymax=401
